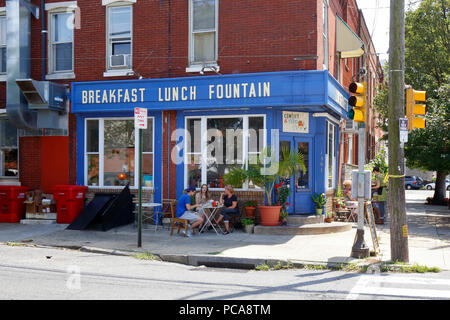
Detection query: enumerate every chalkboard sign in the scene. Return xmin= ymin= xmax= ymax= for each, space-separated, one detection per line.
xmin=365 ymin=201 xmax=380 ymax=255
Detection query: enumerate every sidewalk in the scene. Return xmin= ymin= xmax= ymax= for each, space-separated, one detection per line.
xmin=1 ymin=201 xmax=449 ymax=270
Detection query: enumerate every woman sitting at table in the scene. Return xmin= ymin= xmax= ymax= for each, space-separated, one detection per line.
xmin=195 ymin=184 xmax=212 ymax=231
xmin=343 ymin=180 xmax=358 ymax=221
xmin=215 ymin=185 xmax=239 ymax=235
xmin=195 ymin=184 xmax=211 ymax=205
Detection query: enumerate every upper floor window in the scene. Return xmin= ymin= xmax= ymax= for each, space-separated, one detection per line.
xmin=189 ymin=0 xmax=218 ymax=67
xmin=50 ymin=12 xmax=74 ymax=73
xmin=107 ymin=5 xmax=132 ymax=70
xmin=322 ymin=0 xmax=328 ymax=70
xmin=0 ymin=15 xmax=6 ymax=74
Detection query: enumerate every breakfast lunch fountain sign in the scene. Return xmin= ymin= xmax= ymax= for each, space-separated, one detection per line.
xmin=282 ymin=111 xmax=309 ymax=133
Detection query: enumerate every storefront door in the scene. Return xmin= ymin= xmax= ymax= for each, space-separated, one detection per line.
xmin=280 ymin=137 xmax=313 ymax=214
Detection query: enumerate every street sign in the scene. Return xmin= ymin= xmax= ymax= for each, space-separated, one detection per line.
xmin=399 ymin=118 xmax=408 ymax=143
xmin=134 ymin=107 xmax=147 ymax=129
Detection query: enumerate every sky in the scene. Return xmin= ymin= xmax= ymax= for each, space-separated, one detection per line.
xmin=356 ymin=0 xmax=421 ymax=66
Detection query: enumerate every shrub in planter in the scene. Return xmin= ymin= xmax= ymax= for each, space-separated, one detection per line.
xmin=243 ymin=200 xmax=258 ymax=218
xmin=311 ymin=192 xmax=327 ymax=215
xmin=241 ymin=218 xmax=255 ymax=233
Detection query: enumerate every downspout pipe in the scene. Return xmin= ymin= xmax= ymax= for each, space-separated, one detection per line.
xmin=41 ymin=0 xmax=46 ymax=81
xmin=6 ymin=0 xmax=39 ymax=129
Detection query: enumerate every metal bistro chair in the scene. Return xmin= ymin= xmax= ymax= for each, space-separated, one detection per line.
xmin=169 ymin=200 xmax=190 ymax=237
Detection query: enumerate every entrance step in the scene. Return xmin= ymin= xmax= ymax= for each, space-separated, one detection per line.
xmin=21 ymin=212 xmax=57 ymax=225
xmin=26 ymin=213 xmax=57 ymax=220
xmin=287 ymin=214 xmax=324 ymax=225
xmin=254 ymin=222 xmax=352 ymax=235
xmin=20 ymin=219 xmax=56 ymax=225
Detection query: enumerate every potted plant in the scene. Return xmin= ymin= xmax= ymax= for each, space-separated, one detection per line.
xmin=223 ymin=166 xmax=247 ymax=189
xmin=247 ymin=147 xmax=305 ymax=226
xmin=275 ymin=182 xmax=291 ymax=226
xmin=311 ymin=192 xmax=327 ymax=215
xmin=324 ymin=210 xmax=334 ymax=223
xmin=241 ymin=218 xmax=255 ymax=233
xmin=243 ymin=200 xmax=258 ymax=218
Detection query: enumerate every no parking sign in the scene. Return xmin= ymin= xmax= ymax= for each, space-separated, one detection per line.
xmin=134 ymin=107 xmax=147 ymax=129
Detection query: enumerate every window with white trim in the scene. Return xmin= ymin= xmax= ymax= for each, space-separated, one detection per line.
xmin=85 ymin=118 xmax=154 ymax=188
xmin=0 ymin=119 xmax=18 ymax=177
xmin=49 ymin=11 xmax=74 ymax=73
xmin=185 ymin=115 xmax=265 ymax=189
xmin=322 ymin=0 xmax=328 ymax=70
xmin=0 ymin=15 xmax=6 ymax=74
xmin=326 ymin=121 xmax=336 ymax=189
xmin=189 ymin=0 xmax=218 ymax=66
xmin=107 ymin=5 xmax=132 ymax=70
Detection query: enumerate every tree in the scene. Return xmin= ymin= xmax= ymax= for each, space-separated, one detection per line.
xmin=403 ymin=0 xmax=450 ymax=204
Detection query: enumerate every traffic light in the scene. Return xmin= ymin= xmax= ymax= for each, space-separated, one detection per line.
xmin=348 ymin=82 xmax=366 ymax=123
xmin=406 ymin=88 xmax=426 ymax=129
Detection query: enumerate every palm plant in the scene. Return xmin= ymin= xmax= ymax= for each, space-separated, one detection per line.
xmin=248 ymin=146 xmax=306 ymax=206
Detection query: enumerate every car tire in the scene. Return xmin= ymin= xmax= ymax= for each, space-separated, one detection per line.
xmin=426 ymin=185 xmax=432 ymax=190
xmin=406 ymin=185 xmax=412 ymax=190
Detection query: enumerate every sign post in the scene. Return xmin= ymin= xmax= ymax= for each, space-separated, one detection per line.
xmin=351 ymin=123 xmax=370 ymax=258
xmin=134 ymin=108 xmax=147 ymax=248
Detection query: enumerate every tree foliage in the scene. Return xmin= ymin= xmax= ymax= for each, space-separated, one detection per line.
xmin=403 ymin=0 xmax=450 ymax=202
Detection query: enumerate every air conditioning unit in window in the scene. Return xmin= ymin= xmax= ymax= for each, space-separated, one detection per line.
xmin=110 ymin=54 xmax=131 ymax=68
xmin=344 ymin=119 xmax=358 ymax=133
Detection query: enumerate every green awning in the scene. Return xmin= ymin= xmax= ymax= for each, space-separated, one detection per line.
xmin=336 ymin=15 xmax=365 ymax=58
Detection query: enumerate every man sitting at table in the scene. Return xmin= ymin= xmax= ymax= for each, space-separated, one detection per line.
xmin=176 ymin=186 xmax=204 ymax=237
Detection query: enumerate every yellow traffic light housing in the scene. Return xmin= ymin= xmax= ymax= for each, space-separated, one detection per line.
xmin=348 ymin=82 xmax=366 ymax=123
xmin=406 ymin=88 xmax=426 ymax=129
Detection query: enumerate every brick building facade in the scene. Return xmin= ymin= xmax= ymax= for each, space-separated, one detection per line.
xmin=0 ymin=0 xmax=382 ymax=217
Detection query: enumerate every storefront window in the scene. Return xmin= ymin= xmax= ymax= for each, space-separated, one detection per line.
xmin=85 ymin=118 xmax=154 ymax=188
xmin=104 ymin=119 xmax=135 ymax=186
xmin=142 ymin=120 xmax=154 ymax=187
xmin=186 ymin=119 xmax=202 ymax=188
xmin=207 ymin=117 xmax=243 ymax=188
xmin=86 ymin=120 xmax=99 ymax=185
xmin=185 ymin=115 xmax=265 ymax=189
xmin=0 ymin=119 xmax=18 ymax=177
xmin=326 ymin=121 xmax=336 ymax=189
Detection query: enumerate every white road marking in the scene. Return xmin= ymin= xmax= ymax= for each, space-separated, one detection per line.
xmin=347 ymin=275 xmax=450 ymax=300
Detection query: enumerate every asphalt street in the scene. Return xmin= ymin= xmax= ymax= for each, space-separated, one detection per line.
xmin=1 ymin=244 xmax=449 ymax=300
xmin=1 ymin=189 xmax=449 ymax=301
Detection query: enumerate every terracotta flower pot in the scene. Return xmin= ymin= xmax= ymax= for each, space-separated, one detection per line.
xmin=244 ymin=206 xmax=256 ymax=218
xmin=324 ymin=217 xmax=333 ymax=223
xmin=259 ymin=205 xmax=282 ymax=226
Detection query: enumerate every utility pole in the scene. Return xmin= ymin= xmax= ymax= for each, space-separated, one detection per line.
xmin=388 ymin=0 xmax=409 ymax=262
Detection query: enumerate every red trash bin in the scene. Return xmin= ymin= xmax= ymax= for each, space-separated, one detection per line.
xmin=53 ymin=185 xmax=88 ymax=224
xmin=0 ymin=186 xmax=31 ymax=223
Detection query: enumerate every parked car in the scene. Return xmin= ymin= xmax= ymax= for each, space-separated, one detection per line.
xmin=405 ymin=176 xmax=424 ymax=190
xmin=424 ymin=179 xmax=450 ymax=190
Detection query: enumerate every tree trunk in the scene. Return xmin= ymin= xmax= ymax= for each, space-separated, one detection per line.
xmin=433 ymin=171 xmax=448 ymax=204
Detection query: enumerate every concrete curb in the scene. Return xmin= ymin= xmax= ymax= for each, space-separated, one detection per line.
xmin=1 ymin=241 xmax=364 ymax=270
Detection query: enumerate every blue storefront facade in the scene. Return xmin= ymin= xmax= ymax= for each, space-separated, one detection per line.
xmin=71 ymin=70 xmax=349 ymax=214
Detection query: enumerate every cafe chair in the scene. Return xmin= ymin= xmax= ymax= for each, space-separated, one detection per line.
xmin=169 ymin=200 xmax=189 ymax=237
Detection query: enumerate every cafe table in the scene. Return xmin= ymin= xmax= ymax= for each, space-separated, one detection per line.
xmin=199 ymin=202 xmax=224 ymax=235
